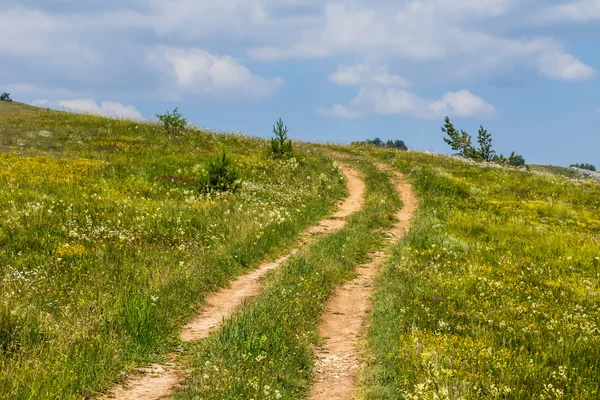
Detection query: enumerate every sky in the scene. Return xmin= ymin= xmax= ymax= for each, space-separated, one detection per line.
xmin=1 ymin=0 xmax=599 ymax=167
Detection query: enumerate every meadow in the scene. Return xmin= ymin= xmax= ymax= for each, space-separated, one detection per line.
xmin=0 ymin=102 xmax=344 ymax=398
xmin=360 ymin=149 xmax=600 ymax=399
xmin=1 ymin=100 xmax=600 ymax=400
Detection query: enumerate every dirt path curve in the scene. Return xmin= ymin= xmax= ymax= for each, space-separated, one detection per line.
xmin=102 ymin=163 xmax=365 ymax=400
xmin=308 ymin=163 xmax=418 ymax=400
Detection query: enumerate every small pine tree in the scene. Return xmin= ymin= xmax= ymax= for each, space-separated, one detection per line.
xmin=476 ymin=125 xmax=495 ymax=161
xmin=442 ymin=116 xmax=473 ymax=157
xmin=269 ymin=118 xmax=293 ymax=157
xmin=0 ymin=93 xmax=12 ymax=102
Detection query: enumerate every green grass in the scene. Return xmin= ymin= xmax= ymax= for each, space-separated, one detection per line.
xmin=171 ymin=151 xmax=401 ymax=399
xmin=360 ymin=149 xmax=600 ymax=399
xmin=0 ymin=102 xmax=345 ymax=399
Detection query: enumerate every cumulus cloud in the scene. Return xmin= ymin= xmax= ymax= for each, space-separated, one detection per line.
xmin=0 ymin=0 xmax=595 ymax=106
xmin=149 ymin=46 xmax=284 ymax=99
xmin=538 ymin=0 xmax=600 ymax=22
xmin=317 ymin=104 xmax=361 ymax=119
xmin=330 ymin=64 xmax=410 ymax=87
xmin=246 ymin=2 xmax=595 ymax=82
xmin=319 ymin=88 xmax=497 ymax=120
xmin=537 ymin=51 xmax=596 ymax=80
xmin=32 ymin=99 xmax=143 ymax=120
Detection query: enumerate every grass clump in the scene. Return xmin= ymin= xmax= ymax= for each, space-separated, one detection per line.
xmin=360 ymin=148 xmax=600 ymax=400
xmin=197 ymin=149 xmax=241 ymax=192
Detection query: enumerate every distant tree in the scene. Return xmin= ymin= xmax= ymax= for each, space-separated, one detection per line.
xmin=0 ymin=93 xmax=12 ymax=102
xmin=353 ymin=138 xmax=408 ymax=150
xmin=371 ymin=137 xmax=383 ymax=147
xmin=508 ymin=152 xmax=526 ymax=167
xmin=156 ymin=107 xmax=187 ymax=135
xmin=269 ymin=118 xmax=293 ymax=157
xmin=394 ymin=140 xmax=408 ymax=151
xmin=492 ymin=153 xmax=507 ymax=165
xmin=442 ymin=116 xmax=473 ymax=157
xmin=476 ymin=125 xmax=495 ymax=161
xmin=570 ymin=163 xmax=596 ymax=171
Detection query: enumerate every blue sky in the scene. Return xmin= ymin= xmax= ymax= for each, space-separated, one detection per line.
xmin=1 ymin=0 xmax=599 ymax=167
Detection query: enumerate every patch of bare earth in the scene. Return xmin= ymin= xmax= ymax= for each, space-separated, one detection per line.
xmin=101 ymin=163 xmax=365 ymax=400
xmin=309 ymin=164 xmax=418 ymax=400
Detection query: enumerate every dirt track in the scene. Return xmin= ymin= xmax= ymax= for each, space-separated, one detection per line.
xmin=309 ymin=164 xmax=418 ymax=400
xmin=103 ymin=163 xmax=366 ymax=400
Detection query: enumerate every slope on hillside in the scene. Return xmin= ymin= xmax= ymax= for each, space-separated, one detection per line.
xmin=361 ymin=150 xmax=600 ymax=399
xmin=0 ymin=102 xmax=346 ymax=398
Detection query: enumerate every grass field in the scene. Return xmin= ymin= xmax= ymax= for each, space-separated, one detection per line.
xmin=360 ymin=149 xmax=600 ymax=399
xmin=172 ymin=154 xmax=400 ymax=399
xmin=0 ymin=102 xmax=344 ymax=398
xmin=2 ymin=101 xmax=600 ymax=399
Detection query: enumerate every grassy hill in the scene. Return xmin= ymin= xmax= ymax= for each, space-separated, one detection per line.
xmin=1 ymin=101 xmax=599 ymax=399
xmin=0 ymin=102 xmax=345 ymax=398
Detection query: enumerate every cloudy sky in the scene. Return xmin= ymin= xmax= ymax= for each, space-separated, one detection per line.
xmin=2 ymin=0 xmax=599 ymax=166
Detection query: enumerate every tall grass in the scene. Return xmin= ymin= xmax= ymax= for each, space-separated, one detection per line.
xmin=171 ymin=153 xmax=401 ymax=399
xmin=361 ymin=150 xmax=600 ymax=399
xmin=0 ymin=103 xmax=345 ymax=398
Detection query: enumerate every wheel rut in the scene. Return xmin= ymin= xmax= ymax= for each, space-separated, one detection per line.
xmin=308 ymin=163 xmax=418 ymax=400
xmin=101 ymin=163 xmax=365 ymax=400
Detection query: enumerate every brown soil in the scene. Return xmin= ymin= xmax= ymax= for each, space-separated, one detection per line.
xmin=102 ymin=163 xmax=365 ymax=400
xmin=309 ymin=164 xmax=418 ymax=400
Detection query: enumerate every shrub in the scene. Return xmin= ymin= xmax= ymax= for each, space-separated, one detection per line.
xmin=571 ymin=163 xmax=596 ymax=171
xmin=508 ymin=152 xmax=526 ymax=167
xmin=0 ymin=93 xmax=12 ymax=102
xmin=269 ymin=118 xmax=293 ymax=157
xmin=156 ymin=107 xmax=187 ymax=135
xmin=198 ymin=149 xmax=241 ymax=192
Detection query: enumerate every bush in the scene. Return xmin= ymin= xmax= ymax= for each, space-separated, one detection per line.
xmin=156 ymin=107 xmax=187 ymax=135
xmin=269 ymin=118 xmax=293 ymax=157
xmin=0 ymin=93 xmax=12 ymax=102
xmin=198 ymin=149 xmax=241 ymax=192
xmin=571 ymin=163 xmax=596 ymax=171
xmin=508 ymin=152 xmax=526 ymax=167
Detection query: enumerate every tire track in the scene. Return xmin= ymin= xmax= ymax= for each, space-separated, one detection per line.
xmin=102 ymin=163 xmax=366 ymax=400
xmin=308 ymin=164 xmax=418 ymax=400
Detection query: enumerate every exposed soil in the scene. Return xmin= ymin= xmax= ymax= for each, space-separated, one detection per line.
xmin=102 ymin=163 xmax=365 ymax=400
xmin=309 ymin=164 xmax=418 ymax=400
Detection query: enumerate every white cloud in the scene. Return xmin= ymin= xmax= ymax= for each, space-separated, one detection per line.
xmin=317 ymin=104 xmax=361 ymax=119
xmin=538 ymin=51 xmax=596 ymax=80
xmin=245 ymin=2 xmax=595 ymax=82
xmin=538 ymin=0 xmax=600 ymax=22
xmin=330 ymin=64 xmax=410 ymax=87
xmin=149 ymin=46 xmax=284 ymax=99
xmin=319 ymin=88 xmax=497 ymax=119
xmin=48 ymin=99 xmax=144 ymax=120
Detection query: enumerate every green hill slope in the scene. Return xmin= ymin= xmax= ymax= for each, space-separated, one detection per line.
xmin=360 ymin=149 xmax=600 ymax=400
xmin=0 ymin=103 xmax=345 ymax=398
